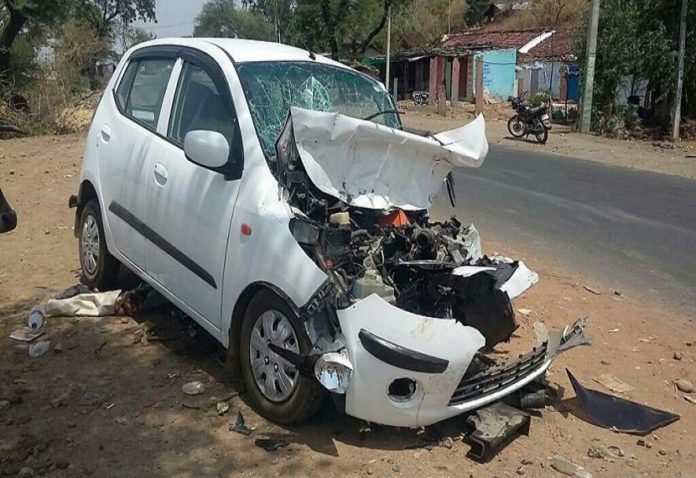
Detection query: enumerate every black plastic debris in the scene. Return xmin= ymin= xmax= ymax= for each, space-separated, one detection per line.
xmin=465 ymin=401 xmax=530 ymax=462
xmin=567 ymin=369 xmax=680 ymax=435
xmin=230 ymin=411 xmax=252 ymax=436
xmin=55 ymin=284 xmax=90 ymax=300
xmin=255 ymin=437 xmax=289 ymax=452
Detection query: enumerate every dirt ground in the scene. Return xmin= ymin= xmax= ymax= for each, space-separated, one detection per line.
xmin=400 ymin=102 xmax=696 ymax=180
xmin=1 ymin=133 xmax=695 ymax=477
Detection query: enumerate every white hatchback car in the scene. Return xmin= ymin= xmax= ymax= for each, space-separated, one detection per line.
xmin=72 ymin=38 xmax=588 ymax=427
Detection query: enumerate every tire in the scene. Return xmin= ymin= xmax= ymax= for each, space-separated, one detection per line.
xmin=240 ymin=289 xmax=325 ymax=424
xmin=78 ymin=199 xmax=120 ymax=290
xmin=534 ymin=123 xmax=549 ymax=144
xmin=507 ymin=116 xmax=525 ymax=137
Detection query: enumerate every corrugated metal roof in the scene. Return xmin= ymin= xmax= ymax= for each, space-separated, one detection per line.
xmin=442 ymin=29 xmax=550 ymax=51
xmin=519 ymin=29 xmax=576 ymax=62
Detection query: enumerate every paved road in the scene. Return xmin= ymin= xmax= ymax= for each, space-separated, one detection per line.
xmin=434 ymin=145 xmax=696 ymax=313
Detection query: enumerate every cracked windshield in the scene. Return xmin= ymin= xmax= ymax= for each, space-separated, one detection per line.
xmin=236 ymin=61 xmax=401 ymax=160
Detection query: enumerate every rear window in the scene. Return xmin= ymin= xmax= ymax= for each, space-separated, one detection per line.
xmin=115 ymin=58 xmax=175 ymax=129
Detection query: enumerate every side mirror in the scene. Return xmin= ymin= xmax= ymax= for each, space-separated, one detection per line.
xmin=184 ymin=130 xmax=230 ymax=169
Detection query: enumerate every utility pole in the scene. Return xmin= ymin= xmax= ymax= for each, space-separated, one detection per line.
xmin=448 ymin=0 xmax=451 ymax=35
xmin=672 ymin=0 xmax=688 ymax=141
xmin=579 ymin=0 xmax=600 ymax=134
xmin=385 ymin=3 xmax=392 ymax=94
xmin=475 ymin=56 xmax=484 ymax=116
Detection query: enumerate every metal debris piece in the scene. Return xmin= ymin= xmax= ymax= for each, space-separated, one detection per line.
xmin=684 ymin=395 xmax=696 ymax=405
xmin=551 ymin=455 xmax=593 ymax=478
xmin=255 ymin=437 xmax=289 ymax=452
xmin=28 ymin=340 xmax=50 ymax=358
xmin=567 ymin=369 xmax=680 ymax=435
xmin=10 ymin=327 xmax=45 ymax=342
xmin=583 ymin=285 xmax=601 ymax=295
xmin=592 ymin=374 xmax=634 ymax=394
xmin=230 ymin=411 xmax=252 ymax=436
xmin=465 ymin=401 xmax=530 ymax=462
xmin=182 ymin=381 xmax=205 ymax=396
xmin=216 ymin=401 xmax=230 ymax=416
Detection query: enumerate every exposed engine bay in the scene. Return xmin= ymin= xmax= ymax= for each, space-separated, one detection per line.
xmin=275 ymin=109 xmax=536 ymax=348
xmin=266 ymin=107 xmax=591 ymax=434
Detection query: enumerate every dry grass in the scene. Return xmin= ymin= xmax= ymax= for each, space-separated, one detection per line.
xmin=487 ymin=0 xmax=587 ymax=31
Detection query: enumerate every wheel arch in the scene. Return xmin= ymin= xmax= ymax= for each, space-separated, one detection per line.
xmin=73 ymin=180 xmax=99 ymax=237
xmin=226 ymin=281 xmax=301 ymax=378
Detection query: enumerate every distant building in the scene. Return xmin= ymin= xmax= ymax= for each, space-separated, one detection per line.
xmin=515 ymin=29 xmax=579 ymax=101
xmin=363 ymin=27 xmax=578 ymax=104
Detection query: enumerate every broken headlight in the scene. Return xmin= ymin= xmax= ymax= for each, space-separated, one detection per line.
xmin=289 ymin=217 xmax=320 ymax=244
xmin=314 ymin=351 xmax=353 ymax=394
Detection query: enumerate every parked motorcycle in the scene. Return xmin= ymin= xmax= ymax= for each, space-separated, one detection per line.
xmin=411 ymin=90 xmax=429 ymax=106
xmin=507 ymin=93 xmax=551 ymax=144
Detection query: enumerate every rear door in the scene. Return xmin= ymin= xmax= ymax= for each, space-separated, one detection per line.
xmin=98 ymin=54 xmax=177 ymax=271
xmin=143 ymin=49 xmax=244 ymax=330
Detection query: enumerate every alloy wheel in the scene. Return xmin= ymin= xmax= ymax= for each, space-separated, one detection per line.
xmin=249 ymin=309 xmax=300 ymax=402
xmin=81 ymin=214 xmax=100 ymax=276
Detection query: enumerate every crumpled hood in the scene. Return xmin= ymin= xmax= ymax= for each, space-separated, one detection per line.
xmin=279 ymin=106 xmax=488 ymax=210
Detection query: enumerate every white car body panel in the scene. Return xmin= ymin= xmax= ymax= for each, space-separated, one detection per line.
xmin=339 ymin=294 xmax=486 ymax=427
xmin=287 ymin=107 xmax=488 ymax=210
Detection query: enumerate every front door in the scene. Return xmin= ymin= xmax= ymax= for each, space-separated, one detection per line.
xmin=144 ymin=55 xmax=243 ymax=330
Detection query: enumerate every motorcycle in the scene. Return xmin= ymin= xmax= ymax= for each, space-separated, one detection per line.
xmin=411 ymin=90 xmax=429 ymax=106
xmin=507 ymin=93 xmax=552 ymax=144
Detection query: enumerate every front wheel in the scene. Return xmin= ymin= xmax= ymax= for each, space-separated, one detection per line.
xmin=534 ymin=123 xmax=549 ymax=144
xmin=240 ymin=289 xmax=325 ymax=424
xmin=79 ymin=200 xmax=120 ymax=290
xmin=507 ymin=116 xmax=525 ymax=137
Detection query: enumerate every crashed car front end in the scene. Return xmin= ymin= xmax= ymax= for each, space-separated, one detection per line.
xmin=273 ymin=107 xmax=590 ymax=427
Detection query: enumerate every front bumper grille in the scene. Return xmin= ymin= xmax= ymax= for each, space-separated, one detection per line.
xmin=448 ymin=343 xmax=548 ymax=405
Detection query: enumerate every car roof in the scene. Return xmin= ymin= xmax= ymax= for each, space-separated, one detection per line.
xmin=131 ymin=37 xmax=349 ymax=69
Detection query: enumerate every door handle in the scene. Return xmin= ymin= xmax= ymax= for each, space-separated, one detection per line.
xmin=100 ymin=125 xmax=111 ymax=143
xmin=154 ymin=163 xmax=168 ymax=186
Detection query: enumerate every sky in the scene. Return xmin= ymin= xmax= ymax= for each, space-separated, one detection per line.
xmin=134 ymin=0 xmax=208 ymax=38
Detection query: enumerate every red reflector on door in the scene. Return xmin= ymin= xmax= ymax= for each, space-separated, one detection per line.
xmin=241 ymin=224 xmax=252 ymax=236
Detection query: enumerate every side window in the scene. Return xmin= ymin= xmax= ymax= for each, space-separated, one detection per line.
xmin=115 ymin=58 xmax=175 ymax=129
xmin=168 ymin=62 xmax=237 ymax=145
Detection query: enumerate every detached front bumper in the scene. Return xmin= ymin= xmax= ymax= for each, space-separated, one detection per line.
xmin=337 ymin=294 xmax=589 ymax=427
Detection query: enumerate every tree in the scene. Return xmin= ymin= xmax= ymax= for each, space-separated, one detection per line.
xmin=76 ymin=0 xmax=156 ymax=40
xmin=575 ymin=0 xmax=642 ymax=110
xmin=193 ymin=0 xmax=274 ymax=40
xmin=240 ymin=0 xmax=294 ymax=42
xmin=575 ymin=0 xmax=696 ymax=126
xmin=465 ymin=0 xmax=488 ymax=26
xmin=115 ymin=19 xmax=156 ymax=52
xmin=1 ymin=0 xmax=74 ymax=80
xmin=287 ymin=0 xmax=411 ymax=60
xmin=54 ymin=20 xmax=110 ymax=93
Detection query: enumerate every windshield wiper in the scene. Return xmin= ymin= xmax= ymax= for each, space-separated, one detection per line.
xmin=362 ymin=109 xmax=399 ymax=121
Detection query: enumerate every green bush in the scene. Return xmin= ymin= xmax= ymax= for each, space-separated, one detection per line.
xmin=530 ymin=91 xmax=549 ymax=106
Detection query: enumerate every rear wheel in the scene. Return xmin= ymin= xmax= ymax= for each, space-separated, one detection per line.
xmin=240 ymin=289 xmax=325 ymax=424
xmin=507 ymin=116 xmax=525 ymax=137
xmin=79 ymin=200 xmax=120 ymax=290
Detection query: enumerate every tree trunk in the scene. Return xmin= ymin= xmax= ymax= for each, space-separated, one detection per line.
xmin=0 ymin=2 xmax=28 ymax=78
xmin=359 ymin=0 xmax=393 ymax=55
